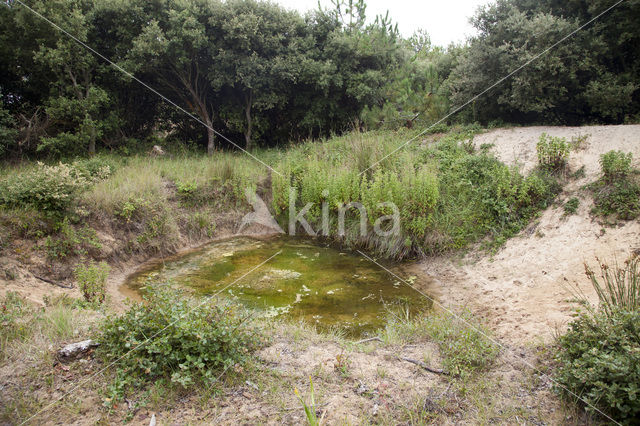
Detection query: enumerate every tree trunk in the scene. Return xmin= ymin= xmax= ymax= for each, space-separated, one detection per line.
xmin=244 ymin=91 xmax=253 ymax=151
xmin=206 ymin=121 xmax=215 ymax=156
xmin=88 ymin=124 xmax=96 ymax=156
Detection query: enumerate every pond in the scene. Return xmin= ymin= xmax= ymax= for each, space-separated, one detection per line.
xmin=122 ymin=236 xmax=432 ymax=336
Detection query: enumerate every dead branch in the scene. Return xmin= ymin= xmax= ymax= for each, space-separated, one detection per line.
xmin=355 ymin=336 xmax=383 ymax=344
xmin=400 ymin=357 xmax=447 ymax=375
xmin=33 ymin=274 xmax=74 ymax=289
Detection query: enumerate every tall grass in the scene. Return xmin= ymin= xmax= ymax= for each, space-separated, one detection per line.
xmin=584 ymin=256 xmax=640 ymax=317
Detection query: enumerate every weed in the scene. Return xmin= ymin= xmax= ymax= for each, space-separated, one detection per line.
xmin=563 ymin=197 xmax=579 ymax=215
xmin=536 ymin=133 xmax=569 ymax=173
xmin=74 ymin=261 xmax=110 ymax=305
xmin=295 ymin=377 xmax=321 ymax=426
xmin=584 ymin=256 xmax=640 ymax=317
xmin=589 ymin=151 xmax=640 ymax=220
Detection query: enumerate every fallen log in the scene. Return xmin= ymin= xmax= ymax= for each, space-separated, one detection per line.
xmin=400 ymin=357 xmax=447 ymax=375
xmin=57 ymin=339 xmax=99 ymax=362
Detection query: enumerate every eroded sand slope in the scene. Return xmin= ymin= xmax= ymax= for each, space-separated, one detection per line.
xmin=415 ymin=124 xmax=640 ymax=344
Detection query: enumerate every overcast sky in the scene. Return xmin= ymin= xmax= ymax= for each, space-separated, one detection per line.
xmin=275 ymin=0 xmax=493 ymax=46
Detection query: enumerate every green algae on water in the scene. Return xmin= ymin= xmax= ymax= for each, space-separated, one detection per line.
xmin=124 ymin=236 xmax=432 ymax=336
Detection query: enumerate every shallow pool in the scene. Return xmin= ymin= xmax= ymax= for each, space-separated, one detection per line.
xmin=122 ymin=236 xmax=431 ymax=336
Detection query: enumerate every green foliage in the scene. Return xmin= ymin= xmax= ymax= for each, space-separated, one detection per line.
xmin=448 ymin=0 xmax=640 ymax=124
xmin=272 ymin=129 xmax=558 ymax=258
xmin=0 ymin=96 xmax=17 ymax=157
xmin=74 ymin=261 xmax=110 ymax=305
xmin=44 ymin=218 xmax=101 ymax=259
xmin=0 ymin=292 xmax=32 ymax=360
xmin=98 ymin=284 xmax=262 ymax=391
xmin=430 ymin=135 xmax=559 ymax=253
xmin=424 ymin=312 xmax=499 ymax=377
xmin=556 ymin=309 xmax=640 ymax=422
xmin=536 ymin=133 xmax=569 ymax=172
xmin=600 ymin=150 xmax=633 ymax=183
xmin=114 ymin=196 xmax=179 ymax=253
xmin=563 ymin=197 xmax=579 ymax=215
xmin=556 ymin=256 xmax=640 ymax=422
xmin=590 ymin=151 xmax=640 ymax=221
xmin=72 ymin=156 xmax=116 ymax=182
xmin=0 ymin=162 xmax=88 ymax=215
xmin=294 ymin=377 xmax=320 ymax=426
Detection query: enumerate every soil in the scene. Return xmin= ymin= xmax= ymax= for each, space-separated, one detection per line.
xmin=412 ymin=124 xmax=640 ymax=344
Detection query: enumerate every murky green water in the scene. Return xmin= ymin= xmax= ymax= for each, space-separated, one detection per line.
xmin=123 ymin=236 xmax=431 ymax=336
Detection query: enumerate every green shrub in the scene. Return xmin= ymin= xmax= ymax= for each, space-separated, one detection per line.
xmin=0 ymin=162 xmax=88 ymax=214
xmin=74 ymin=261 xmax=110 ymax=304
xmin=600 ymin=150 xmax=633 ymax=183
xmin=44 ymin=218 xmax=102 ymax=259
xmin=72 ymin=156 xmax=116 ymax=182
xmin=563 ymin=197 xmax=579 ymax=215
xmin=536 ymin=133 xmax=569 ymax=172
xmin=98 ymin=284 xmax=262 ymax=391
xmin=556 ymin=257 xmax=640 ymax=422
xmin=555 ymin=309 xmax=640 ymax=422
xmin=591 ymin=178 xmax=640 ymax=220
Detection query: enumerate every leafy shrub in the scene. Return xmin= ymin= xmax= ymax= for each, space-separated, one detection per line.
xmin=74 ymin=261 xmax=110 ymax=304
xmin=536 ymin=133 xmax=569 ymax=172
xmin=556 ymin=309 xmax=640 ymax=422
xmin=72 ymin=156 xmax=115 ymax=182
xmin=556 ymin=257 xmax=640 ymax=422
xmin=0 ymin=162 xmax=88 ymax=214
xmin=600 ymin=150 xmax=633 ymax=183
xmin=44 ymin=218 xmax=102 ymax=259
xmin=98 ymin=284 xmax=262 ymax=390
xmin=563 ymin=197 xmax=579 ymax=215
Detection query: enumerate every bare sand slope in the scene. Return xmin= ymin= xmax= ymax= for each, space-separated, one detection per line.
xmin=414 ymin=124 xmax=640 ymax=344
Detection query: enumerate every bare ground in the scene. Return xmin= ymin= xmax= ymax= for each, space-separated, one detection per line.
xmin=413 ymin=124 xmax=640 ymax=344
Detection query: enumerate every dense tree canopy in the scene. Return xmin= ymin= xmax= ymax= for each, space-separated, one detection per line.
xmin=0 ymin=0 xmax=637 ymax=159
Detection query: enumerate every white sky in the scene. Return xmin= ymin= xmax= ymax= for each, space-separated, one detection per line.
xmin=275 ymin=0 xmax=493 ymax=46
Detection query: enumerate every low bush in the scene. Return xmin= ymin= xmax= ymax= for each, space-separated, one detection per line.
xmin=600 ymin=150 xmax=632 ymax=183
xmin=44 ymin=218 xmax=102 ymax=259
xmin=563 ymin=197 xmax=579 ymax=215
xmin=590 ymin=151 xmax=640 ymax=220
xmin=98 ymin=284 xmax=262 ymax=392
xmin=272 ymin=130 xmax=559 ymax=258
xmin=556 ymin=309 xmax=640 ymax=422
xmin=74 ymin=261 xmax=110 ymax=304
xmin=556 ymin=257 xmax=640 ymax=422
xmin=72 ymin=156 xmax=116 ymax=182
xmin=0 ymin=162 xmax=88 ymax=215
xmin=536 ymin=133 xmax=569 ymax=172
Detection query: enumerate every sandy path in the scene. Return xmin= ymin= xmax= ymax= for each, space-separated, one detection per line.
xmin=415 ymin=124 xmax=640 ymax=344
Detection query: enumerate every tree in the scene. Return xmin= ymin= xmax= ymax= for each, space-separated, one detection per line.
xmin=127 ymin=0 xmax=222 ymax=154
xmin=446 ymin=0 xmax=640 ymax=124
xmin=208 ymin=0 xmax=313 ymax=150
xmin=28 ymin=0 xmax=116 ymax=156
